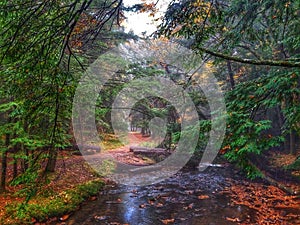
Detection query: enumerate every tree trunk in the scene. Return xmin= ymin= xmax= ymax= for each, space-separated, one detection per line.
xmin=283 ymin=134 xmax=289 ymax=152
xmin=45 ymin=148 xmax=58 ymax=172
xmin=22 ymin=120 xmax=29 ymax=172
xmin=0 ymin=150 xmax=8 ymax=193
xmin=13 ymin=157 xmax=18 ymax=179
xmin=227 ymin=60 xmax=235 ymax=89
xmin=11 ymin=134 xmax=19 ymax=179
xmin=290 ymin=130 xmax=296 ymax=155
xmin=247 ymin=160 xmax=296 ymax=195
xmin=23 ymin=146 xmax=29 ymax=171
xmin=45 ymin=88 xmax=60 ymax=173
xmin=0 ymin=133 xmax=10 ymax=193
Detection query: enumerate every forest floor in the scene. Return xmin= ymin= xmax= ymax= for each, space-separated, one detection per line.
xmin=0 ymin=132 xmax=299 ymax=224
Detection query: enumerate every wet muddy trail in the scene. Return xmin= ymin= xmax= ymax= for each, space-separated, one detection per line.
xmin=59 ymin=166 xmax=260 ymax=225
xmin=51 ymin=132 xmax=299 ymax=225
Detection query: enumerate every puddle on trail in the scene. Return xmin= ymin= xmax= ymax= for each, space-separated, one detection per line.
xmin=55 ymin=167 xmax=257 ymax=225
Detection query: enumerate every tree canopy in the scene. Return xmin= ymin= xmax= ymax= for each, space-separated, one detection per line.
xmin=0 ymin=0 xmax=125 ymax=193
xmin=157 ymin=0 xmax=300 ymax=177
xmin=158 ymin=0 xmax=300 ymax=68
xmin=0 ymin=0 xmax=299 ymax=196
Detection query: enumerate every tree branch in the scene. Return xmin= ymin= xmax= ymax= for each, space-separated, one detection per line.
xmin=198 ymin=47 xmax=300 ymax=68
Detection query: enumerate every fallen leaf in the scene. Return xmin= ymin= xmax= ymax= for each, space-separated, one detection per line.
xmin=188 ymin=203 xmax=194 ymax=209
xmin=90 ymin=196 xmax=97 ymax=201
xmin=198 ymin=195 xmax=209 ymax=200
xmin=139 ymin=204 xmax=146 ymax=208
xmin=161 ymin=218 xmax=175 ymax=224
xmin=148 ymin=199 xmax=155 ymax=205
xmin=94 ymin=215 xmax=107 ymax=221
xmin=60 ymin=214 xmax=70 ymax=221
xmin=156 ymin=202 xmax=164 ymax=207
xmin=183 ymin=203 xmax=194 ymax=210
xmin=185 ymin=190 xmax=194 ymax=195
xmin=226 ymin=217 xmax=241 ymax=222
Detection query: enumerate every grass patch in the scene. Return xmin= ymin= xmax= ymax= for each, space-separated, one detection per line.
xmin=2 ymin=179 xmax=105 ymax=225
xmin=101 ymin=133 xmax=125 ymax=150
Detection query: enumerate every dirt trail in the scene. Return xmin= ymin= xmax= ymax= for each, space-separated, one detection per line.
xmin=85 ymin=132 xmax=154 ymax=165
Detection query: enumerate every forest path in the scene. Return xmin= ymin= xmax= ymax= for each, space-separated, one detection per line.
xmin=84 ymin=131 xmax=156 ymax=166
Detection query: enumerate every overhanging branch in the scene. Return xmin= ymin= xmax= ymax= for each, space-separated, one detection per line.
xmin=199 ymin=47 xmax=300 ymax=68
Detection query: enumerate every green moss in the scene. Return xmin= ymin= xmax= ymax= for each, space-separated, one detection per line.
xmin=3 ymin=179 xmax=105 ymax=225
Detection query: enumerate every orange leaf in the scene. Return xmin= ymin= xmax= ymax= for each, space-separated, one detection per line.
xmin=198 ymin=195 xmax=209 ymax=200
xmin=161 ymin=218 xmax=175 ymax=224
xmin=60 ymin=214 xmax=70 ymax=221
